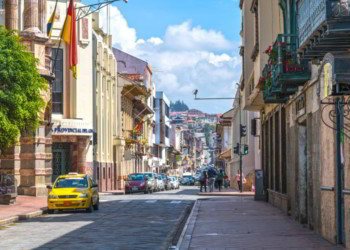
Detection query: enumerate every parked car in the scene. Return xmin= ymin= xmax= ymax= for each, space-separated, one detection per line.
xmin=181 ymin=177 xmax=190 ymax=185
xmin=155 ymin=174 xmax=165 ymax=191
xmin=168 ymin=176 xmax=180 ymax=189
xmin=125 ymin=173 xmax=149 ymax=194
xmin=47 ymin=173 xmax=99 ymax=214
xmin=143 ymin=172 xmax=157 ymax=192
xmin=159 ymin=174 xmax=170 ymax=190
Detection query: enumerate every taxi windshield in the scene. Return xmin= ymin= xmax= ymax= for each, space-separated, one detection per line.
xmin=55 ymin=177 xmax=88 ymax=188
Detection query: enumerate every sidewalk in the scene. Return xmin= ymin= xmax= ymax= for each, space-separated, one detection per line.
xmin=179 ymin=197 xmax=342 ymax=250
xmin=197 ymin=188 xmax=254 ymax=197
xmin=0 ymin=196 xmax=47 ymax=226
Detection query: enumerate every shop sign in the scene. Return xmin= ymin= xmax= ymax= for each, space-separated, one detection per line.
xmin=52 ymin=119 xmax=93 ymax=136
xmin=220 ymin=120 xmax=232 ymax=126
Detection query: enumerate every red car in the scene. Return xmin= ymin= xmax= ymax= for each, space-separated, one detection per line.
xmin=125 ymin=173 xmax=150 ymax=194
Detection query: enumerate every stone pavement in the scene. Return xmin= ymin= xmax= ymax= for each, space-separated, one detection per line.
xmin=0 ymin=196 xmax=47 ymax=225
xmin=0 ymin=187 xmax=198 ymax=250
xmin=179 ymin=196 xmax=343 ymax=250
xmin=197 ymin=189 xmax=254 ymax=197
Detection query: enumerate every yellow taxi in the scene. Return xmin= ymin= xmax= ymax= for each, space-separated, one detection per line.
xmin=47 ymin=173 xmax=99 ymax=214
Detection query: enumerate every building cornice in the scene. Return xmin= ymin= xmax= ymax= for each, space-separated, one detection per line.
xmin=250 ymin=0 xmax=258 ymax=13
xmin=239 ymin=0 xmax=244 ymax=9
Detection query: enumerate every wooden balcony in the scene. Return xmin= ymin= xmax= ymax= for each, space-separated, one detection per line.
xmin=297 ymin=0 xmax=350 ymax=59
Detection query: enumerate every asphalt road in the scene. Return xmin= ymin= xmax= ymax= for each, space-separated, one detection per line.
xmin=0 ymin=186 xmax=199 ymax=250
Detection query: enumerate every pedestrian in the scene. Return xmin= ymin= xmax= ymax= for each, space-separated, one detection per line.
xmin=199 ymin=171 xmax=208 ymax=192
xmin=224 ymin=173 xmax=229 ymax=189
xmin=208 ymin=167 xmax=216 ymax=192
xmin=216 ymin=169 xmax=224 ymax=192
xmin=236 ymin=170 xmax=246 ymax=191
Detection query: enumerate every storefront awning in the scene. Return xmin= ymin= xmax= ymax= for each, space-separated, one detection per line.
xmin=218 ymin=148 xmax=231 ymax=160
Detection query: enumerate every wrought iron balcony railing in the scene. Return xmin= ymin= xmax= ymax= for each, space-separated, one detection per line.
xmin=298 ymin=0 xmax=350 ymax=58
xmin=262 ymin=34 xmax=310 ymax=104
xmin=272 ymin=34 xmax=311 ymax=87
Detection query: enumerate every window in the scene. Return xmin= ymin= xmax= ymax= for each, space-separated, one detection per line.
xmin=108 ymin=168 xmax=111 ymax=179
xmin=103 ymin=168 xmax=106 ymax=179
xmin=0 ymin=1 xmax=4 ymax=9
xmin=153 ymin=97 xmax=156 ymax=109
xmin=165 ymin=104 xmax=170 ymax=117
xmin=153 ymin=125 xmax=156 ymax=134
xmin=165 ymin=125 xmax=170 ymax=138
xmin=52 ymin=48 xmax=64 ymax=114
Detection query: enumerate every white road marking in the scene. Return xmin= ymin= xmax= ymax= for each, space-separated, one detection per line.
xmin=99 ymin=200 xmax=108 ymax=203
xmin=120 ymin=200 xmax=131 ymax=203
xmin=145 ymin=200 xmax=157 ymax=203
xmin=170 ymin=201 xmax=182 ymax=204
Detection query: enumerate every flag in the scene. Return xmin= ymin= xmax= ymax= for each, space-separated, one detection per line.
xmin=47 ymin=0 xmax=58 ymax=38
xmin=60 ymin=0 xmax=78 ymax=79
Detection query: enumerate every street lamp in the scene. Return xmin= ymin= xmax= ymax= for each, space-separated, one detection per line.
xmin=192 ymin=89 xmax=237 ymax=100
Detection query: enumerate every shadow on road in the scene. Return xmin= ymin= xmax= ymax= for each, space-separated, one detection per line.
xmin=15 ymin=198 xmax=194 ymax=250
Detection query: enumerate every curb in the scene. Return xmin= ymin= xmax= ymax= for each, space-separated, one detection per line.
xmin=0 ymin=208 xmax=47 ymax=227
xmin=99 ymin=192 xmax=125 ymax=196
xmin=197 ymin=192 xmax=254 ymax=197
xmin=175 ymin=200 xmax=199 ymax=250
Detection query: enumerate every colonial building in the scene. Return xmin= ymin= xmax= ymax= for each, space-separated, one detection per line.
xmin=240 ymin=0 xmax=350 ymax=247
xmin=0 ymin=0 xmax=53 ymax=196
xmin=47 ymin=0 xmax=94 ymax=182
xmin=92 ymin=12 xmax=117 ymax=192
xmin=113 ymin=49 xmax=154 ymax=189
xmin=154 ymin=91 xmax=171 ymax=172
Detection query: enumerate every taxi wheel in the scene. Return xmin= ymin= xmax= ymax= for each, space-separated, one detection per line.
xmin=93 ymin=199 xmax=99 ymax=211
xmin=86 ymin=199 xmax=93 ymax=213
xmin=47 ymin=209 xmax=54 ymax=214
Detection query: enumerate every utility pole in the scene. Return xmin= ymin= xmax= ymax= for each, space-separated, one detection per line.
xmin=239 ymin=96 xmax=243 ymax=193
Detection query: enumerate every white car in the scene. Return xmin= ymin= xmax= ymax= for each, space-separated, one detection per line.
xmin=155 ymin=174 xmax=165 ymax=191
xmin=167 ymin=176 xmax=176 ymax=189
xmin=169 ymin=176 xmax=180 ymax=189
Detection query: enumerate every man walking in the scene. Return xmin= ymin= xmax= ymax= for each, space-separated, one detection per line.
xmin=216 ymin=169 xmax=224 ymax=192
xmin=199 ymin=171 xmax=208 ymax=192
xmin=208 ymin=167 xmax=216 ymax=192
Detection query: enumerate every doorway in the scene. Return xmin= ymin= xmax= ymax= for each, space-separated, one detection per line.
xmin=298 ymin=122 xmax=308 ymax=224
xmin=52 ymin=143 xmax=72 ymax=183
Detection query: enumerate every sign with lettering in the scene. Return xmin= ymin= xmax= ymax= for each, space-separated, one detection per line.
xmin=52 ymin=119 xmax=93 ymax=136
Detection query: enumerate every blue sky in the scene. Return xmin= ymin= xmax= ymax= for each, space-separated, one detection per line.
xmin=83 ymin=0 xmax=242 ymax=114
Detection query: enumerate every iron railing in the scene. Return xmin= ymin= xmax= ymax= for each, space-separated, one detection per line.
xmin=297 ymin=0 xmax=350 ymax=48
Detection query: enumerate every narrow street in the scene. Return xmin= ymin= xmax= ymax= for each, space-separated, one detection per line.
xmin=0 ymin=187 xmax=341 ymax=250
xmin=0 ymin=187 xmax=198 ymax=250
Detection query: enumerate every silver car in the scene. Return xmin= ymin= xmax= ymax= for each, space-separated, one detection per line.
xmin=155 ymin=174 xmax=165 ymax=191
xmin=168 ymin=176 xmax=180 ymax=189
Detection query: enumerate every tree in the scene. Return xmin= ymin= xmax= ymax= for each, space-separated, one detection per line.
xmin=0 ymin=26 xmax=47 ymax=151
xmin=170 ymin=100 xmax=189 ymax=112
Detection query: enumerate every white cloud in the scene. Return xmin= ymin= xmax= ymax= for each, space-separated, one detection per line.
xmin=164 ymin=21 xmax=233 ymax=51
xmin=99 ymin=5 xmax=241 ymax=113
xmin=99 ymin=6 xmax=137 ymax=50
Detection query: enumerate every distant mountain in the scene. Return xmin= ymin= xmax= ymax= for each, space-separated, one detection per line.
xmin=170 ymin=100 xmax=189 ymax=112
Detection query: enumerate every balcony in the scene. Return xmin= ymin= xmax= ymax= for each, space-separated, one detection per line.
xmin=262 ymin=34 xmax=311 ymax=104
xmin=297 ymin=0 xmax=350 ymax=59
